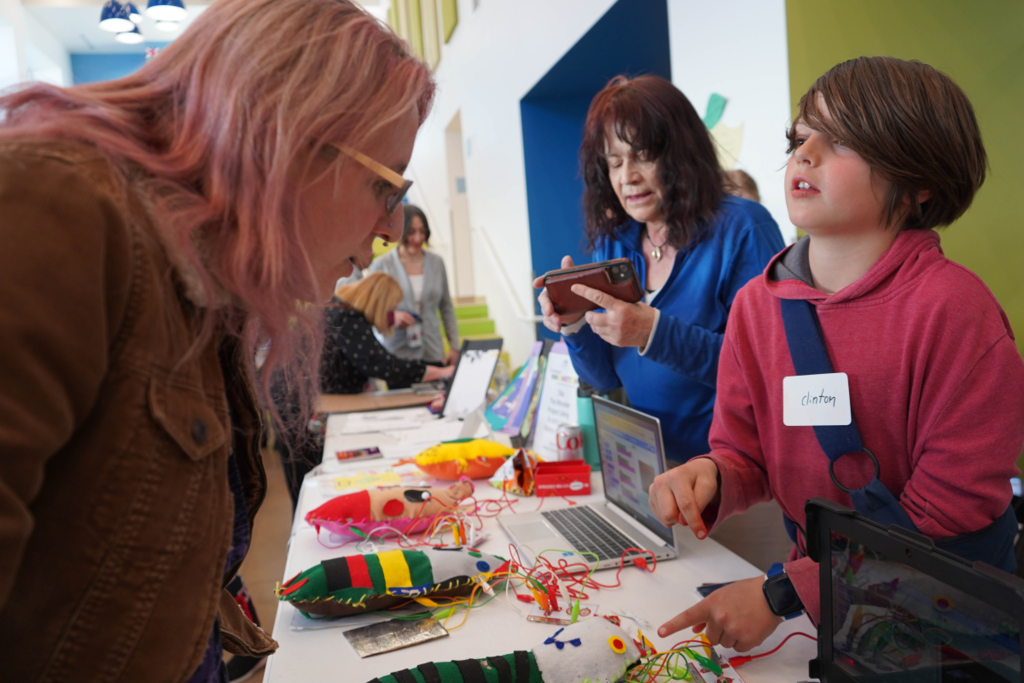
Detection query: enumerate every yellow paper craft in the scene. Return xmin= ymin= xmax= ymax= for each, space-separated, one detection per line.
xmin=403 ymin=438 xmax=514 ymax=480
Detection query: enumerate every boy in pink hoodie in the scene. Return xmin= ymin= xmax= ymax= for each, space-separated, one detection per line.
xmin=648 ymin=56 xmax=1024 ymax=652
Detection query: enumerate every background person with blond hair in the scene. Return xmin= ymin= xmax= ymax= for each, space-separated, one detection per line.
xmin=325 ymin=271 xmax=454 ymax=394
xmin=277 ymin=272 xmax=454 ymax=506
xmin=0 ymin=0 xmax=435 ymax=678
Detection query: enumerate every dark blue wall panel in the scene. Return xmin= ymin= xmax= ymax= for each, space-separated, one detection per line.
xmin=521 ymin=0 xmax=671 ymax=340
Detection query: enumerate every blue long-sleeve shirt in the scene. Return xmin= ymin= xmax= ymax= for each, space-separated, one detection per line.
xmin=563 ymin=196 xmax=784 ymax=462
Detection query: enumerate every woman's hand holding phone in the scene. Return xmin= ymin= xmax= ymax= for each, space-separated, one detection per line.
xmin=533 ymin=255 xmax=586 ymax=333
xmin=534 ymin=254 xmax=656 ymax=347
xmin=575 ymin=286 xmax=657 ymax=348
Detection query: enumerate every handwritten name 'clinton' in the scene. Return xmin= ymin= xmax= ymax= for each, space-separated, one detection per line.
xmin=802 ymin=389 xmax=836 ymax=408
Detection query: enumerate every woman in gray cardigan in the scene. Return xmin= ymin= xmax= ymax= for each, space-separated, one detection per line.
xmin=369 ymin=205 xmax=460 ymax=364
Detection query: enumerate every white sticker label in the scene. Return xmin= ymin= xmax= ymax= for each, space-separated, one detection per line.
xmin=783 ymin=372 xmax=852 ymax=426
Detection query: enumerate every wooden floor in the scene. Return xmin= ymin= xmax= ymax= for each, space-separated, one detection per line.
xmin=230 ymin=450 xmax=794 ymax=682
xmin=225 ymin=446 xmax=292 ymax=683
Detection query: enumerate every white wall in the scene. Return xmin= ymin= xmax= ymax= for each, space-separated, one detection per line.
xmin=0 ymin=0 xmax=71 ymax=89
xmin=24 ymin=12 xmax=71 ymax=86
xmin=0 ymin=0 xmax=28 ymax=88
xmin=405 ymin=0 xmax=619 ymax=368
xmin=406 ymin=0 xmax=794 ymax=368
xmin=667 ymin=0 xmax=796 ymax=243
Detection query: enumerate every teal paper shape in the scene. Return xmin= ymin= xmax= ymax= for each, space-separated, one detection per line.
xmin=703 ymin=93 xmax=727 ymax=130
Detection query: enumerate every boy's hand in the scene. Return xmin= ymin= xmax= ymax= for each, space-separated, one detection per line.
xmin=648 ymin=458 xmax=719 ymax=539
xmin=657 ymin=576 xmax=782 ymax=651
xmin=572 ymin=285 xmax=657 ymax=348
xmin=533 ymin=255 xmax=585 ymax=333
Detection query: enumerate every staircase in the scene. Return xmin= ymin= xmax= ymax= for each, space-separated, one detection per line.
xmin=441 ymin=297 xmax=502 ymax=357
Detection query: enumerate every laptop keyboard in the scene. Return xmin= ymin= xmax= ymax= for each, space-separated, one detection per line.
xmin=541 ymin=506 xmax=643 ymax=562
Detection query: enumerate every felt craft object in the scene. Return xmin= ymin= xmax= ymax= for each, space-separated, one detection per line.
xmin=404 ymin=438 xmax=515 ymax=480
xmin=277 ymin=546 xmax=507 ymax=618
xmin=367 ymin=617 xmax=641 ymax=683
xmin=306 ymin=478 xmax=474 ymax=540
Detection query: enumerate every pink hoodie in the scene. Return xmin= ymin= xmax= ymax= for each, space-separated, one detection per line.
xmin=701 ymin=229 xmax=1024 ymax=622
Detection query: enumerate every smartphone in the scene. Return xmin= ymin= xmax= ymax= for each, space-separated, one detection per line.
xmin=542 ymin=258 xmax=643 ymax=316
xmin=695 ymin=581 xmax=736 ymax=599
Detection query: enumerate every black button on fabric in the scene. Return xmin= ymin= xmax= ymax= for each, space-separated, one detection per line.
xmin=192 ymin=418 xmax=208 ymax=444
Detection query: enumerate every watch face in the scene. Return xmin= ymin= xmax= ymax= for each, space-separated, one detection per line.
xmin=764 ymin=574 xmax=803 ymax=617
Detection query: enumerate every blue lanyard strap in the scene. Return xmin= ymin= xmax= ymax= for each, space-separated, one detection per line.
xmin=778 ymin=298 xmax=865 ymax=463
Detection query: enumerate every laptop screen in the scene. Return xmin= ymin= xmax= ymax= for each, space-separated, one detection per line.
xmin=442 ymin=339 xmax=502 ymax=419
xmin=829 ymin=528 xmax=1021 ymax=682
xmin=591 ymin=397 xmax=673 ymax=545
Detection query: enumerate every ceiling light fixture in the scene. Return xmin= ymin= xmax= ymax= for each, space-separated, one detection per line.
xmin=154 ymin=20 xmax=179 ymax=31
xmin=115 ymin=26 xmax=145 ymax=44
xmin=145 ymin=0 xmax=188 ymax=23
xmin=99 ymin=0 xmax=135 ymax=33
xmin=128 ymin=3 xmax=143 ymax=24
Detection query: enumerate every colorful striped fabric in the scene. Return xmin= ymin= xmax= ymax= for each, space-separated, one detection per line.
xmin=369 ymin=651 xmax=543 ymax=683
xmin=322 ymin=550 xmax=435 ymax=594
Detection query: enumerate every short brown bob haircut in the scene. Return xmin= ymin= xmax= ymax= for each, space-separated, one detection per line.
xmin=580 ymin=75 xmax=724 ymax=251
xmin=788 ymin=56 xmax=987 ymax=231
xmin=334 ymin=272 xmax=403 ymax=336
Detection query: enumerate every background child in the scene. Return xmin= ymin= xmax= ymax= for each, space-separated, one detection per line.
xmin=648 ymin=56 xmax=1024 ymax=652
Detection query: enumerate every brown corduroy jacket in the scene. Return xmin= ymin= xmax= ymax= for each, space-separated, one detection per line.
xmin=0 ymin=140 xmax=277 ymax=682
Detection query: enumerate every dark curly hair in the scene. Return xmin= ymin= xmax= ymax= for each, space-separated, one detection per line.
xmin=580 ymin=75 xmax=724 ymax=252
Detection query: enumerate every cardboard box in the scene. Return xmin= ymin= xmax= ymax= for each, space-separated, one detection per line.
xmin=534 ymin=460 xmax=591 ymax=497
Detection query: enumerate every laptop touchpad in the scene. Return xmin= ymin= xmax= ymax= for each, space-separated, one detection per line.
xmin=513 ymin=521 xmax=559 ymax=542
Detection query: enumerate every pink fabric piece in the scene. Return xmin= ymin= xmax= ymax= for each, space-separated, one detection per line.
xmin=700 ymin=229 xmax=1024 ymax=623
xmin=311 ymin=516 xmax=435 ymax=539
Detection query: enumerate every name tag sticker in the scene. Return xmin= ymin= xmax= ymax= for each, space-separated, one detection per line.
xmin=783 ymin=372 xmax=852 ymax=426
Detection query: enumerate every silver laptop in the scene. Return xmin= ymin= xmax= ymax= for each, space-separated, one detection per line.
xmin=498 ymin=396 xmax=680 ymax=571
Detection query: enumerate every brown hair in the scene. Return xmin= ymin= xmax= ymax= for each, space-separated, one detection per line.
xmin=724 ymin=169 xmax=760 ymax=203
xmin=580 ymin=75 xmax=724 ymax=251
xmin=402 ymin=204 xmax=431 ymax=245
xmin=335 ymin=272 xmax=403 ymax=335
xmin=788 ymin=56 xmax=986 ymax=231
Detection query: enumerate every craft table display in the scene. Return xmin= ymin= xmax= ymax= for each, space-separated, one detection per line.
xmin=264 ymin=406 xmax=819 ymax=683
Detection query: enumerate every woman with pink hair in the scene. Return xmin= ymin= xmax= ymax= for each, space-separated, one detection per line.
xmin=0 ymin=0 xmax=434 ymax=680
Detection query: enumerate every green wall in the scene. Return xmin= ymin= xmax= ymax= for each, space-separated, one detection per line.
xmin=787 ymin=0 xmax=1024 ymax=358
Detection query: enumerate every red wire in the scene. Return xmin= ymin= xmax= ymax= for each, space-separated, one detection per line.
xmin=729 ymin=631 xmax=817 ymax=667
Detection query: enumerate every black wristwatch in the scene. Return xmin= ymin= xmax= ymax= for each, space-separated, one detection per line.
xmin=763 ymin=563 xmax=803 ymax=619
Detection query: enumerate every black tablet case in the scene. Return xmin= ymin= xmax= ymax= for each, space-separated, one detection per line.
xmin=806 ymin=497 xmax=1024 ymax=682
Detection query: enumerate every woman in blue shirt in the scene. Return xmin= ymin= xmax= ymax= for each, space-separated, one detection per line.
xmin=535 ymin=75 xmax=784 ymax=463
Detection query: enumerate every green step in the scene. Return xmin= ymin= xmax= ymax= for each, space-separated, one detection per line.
xmin=454 ymin=303 xmax=488 ymax=320
xmin=461 ymin=332 xmax=501 ymax=342
xmin=457 ymin=318 xmax=495 ymax=336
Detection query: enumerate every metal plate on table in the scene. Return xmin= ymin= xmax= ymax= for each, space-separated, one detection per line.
xmin=343 ymin=617 xmax=449 ymax=658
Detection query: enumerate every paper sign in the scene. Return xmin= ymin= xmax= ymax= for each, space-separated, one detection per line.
xmin=529 ymin=343 xmax=579 ymax=459
xmin=332 ymin=472 xmax=401 ymax=491
xmin=783 ymin=372 xmax=852 ymax=426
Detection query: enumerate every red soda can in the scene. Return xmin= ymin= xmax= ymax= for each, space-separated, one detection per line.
xmin=555 ymin=424 xmax=583 ymax=461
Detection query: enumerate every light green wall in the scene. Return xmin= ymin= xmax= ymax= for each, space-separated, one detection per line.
xmin=788 ymin=1 xmax=1024 ymax=470
xmin=787 ymin=1 xmax=1024 ymax=360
